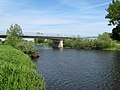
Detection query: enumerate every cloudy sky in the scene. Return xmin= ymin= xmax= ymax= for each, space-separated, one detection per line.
xmin=0 ymin=0 xmax=113 ymax=36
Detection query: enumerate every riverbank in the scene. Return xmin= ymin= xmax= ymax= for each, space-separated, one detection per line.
xmin=16 ymin=41 xmax=40 ymax=58
xmin=64 ymin=33 xmax=120 ymax=51
xmin=0 ymin=45 xmax=46 ymax=90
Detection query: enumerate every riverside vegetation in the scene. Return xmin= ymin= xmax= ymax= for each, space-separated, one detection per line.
xmin=34 ymin=38 xmax=53 ymax=46
xmin=0 ymin=45 xmax=45 ymax=90
xmin=34 ymin=32 xmax=120 ymax=50
xmin=4 ymin=24 xmax=39 ymax=58
xmin=64 ymin=32 xmax=120 ymax=50
xmin=0 ymin=24 xmax=46 ymax=90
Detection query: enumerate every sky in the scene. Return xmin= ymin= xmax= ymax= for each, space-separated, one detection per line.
xmin=0 ymin=0 xmax=113 ymax=36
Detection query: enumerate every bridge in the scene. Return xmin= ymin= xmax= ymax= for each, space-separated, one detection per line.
xmin=0 ymin=33 xmax=78 ymax=48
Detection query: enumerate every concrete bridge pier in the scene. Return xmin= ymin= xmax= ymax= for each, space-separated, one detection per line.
xmin=52 ymin=39 xmax=63 ymax=48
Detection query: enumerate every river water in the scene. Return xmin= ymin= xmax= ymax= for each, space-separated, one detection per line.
xmin=35 ymin=46 xmax=120 ymax=90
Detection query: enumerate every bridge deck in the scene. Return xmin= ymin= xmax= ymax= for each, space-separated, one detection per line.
xmin=0 ymin=34 xmax=76 ymax=39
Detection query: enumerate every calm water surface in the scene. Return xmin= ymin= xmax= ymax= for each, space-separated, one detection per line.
xmin=35 ymin=46 xmax=120 ymax=90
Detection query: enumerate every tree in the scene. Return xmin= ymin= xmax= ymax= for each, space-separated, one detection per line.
xmin=35 ymin=38 xmax=45 ymax=43
xmin=112 ymin=24 xmax=120 ymax=40
xmin=105 ymin=0 xmax=120 ymax=40
xmin=5 ymin=24 xmax=23 ymax=47
xmin=105 ymin=0 xmax=120 ymax=26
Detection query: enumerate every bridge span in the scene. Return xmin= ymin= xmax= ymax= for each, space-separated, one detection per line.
xmin=0 ymin=33 xmax=77 ymax=48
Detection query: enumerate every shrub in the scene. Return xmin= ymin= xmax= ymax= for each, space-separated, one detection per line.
xmin=16 ymin=41 xmax=40 ymax=58
xmin=97 ymin=32 xmax=116 ymax=49
xmin=45 ymin=40 xmax=53 ymax=46
xmin=64 ymin=39 xmax=74 ymax=48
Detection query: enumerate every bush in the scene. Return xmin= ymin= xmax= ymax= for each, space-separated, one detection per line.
xmin=45 ymin=40 xmax=53 ymax=46
xmin=64 ymin=39 xmax=74 ymax=48
xmin=0 ymin=45 xmax=46 ymax=90
xmin=16 ymin=41 xmax=40 ymax=58
xmin=97 ymin=32 xmax=116 ymax=49
xmin=35 ymin=38 xmax=45 ymax=43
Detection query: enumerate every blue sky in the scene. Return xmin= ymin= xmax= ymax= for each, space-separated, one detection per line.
xmin=0 ymin=0 xmax=113 ymax=36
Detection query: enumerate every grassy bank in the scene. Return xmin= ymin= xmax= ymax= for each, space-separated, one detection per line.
xmin=0 ymin=45 xmax=46 ymax=90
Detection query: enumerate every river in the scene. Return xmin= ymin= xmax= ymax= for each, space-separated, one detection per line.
xmin=35 ymin=46 xmax=120 ymax=90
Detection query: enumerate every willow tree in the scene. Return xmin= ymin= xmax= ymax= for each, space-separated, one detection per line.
xmin=6 ymin=24 xmax=23 ymax=47
xmin=105 ymin=0 xmax=120 ymax=40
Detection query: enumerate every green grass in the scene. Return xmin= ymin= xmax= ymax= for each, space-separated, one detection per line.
xmin=0 ymin=45 xmax=46 ymax=90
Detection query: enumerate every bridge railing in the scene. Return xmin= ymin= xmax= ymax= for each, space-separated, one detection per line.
xmin=23 ymin=32 xmax=78 ymax=38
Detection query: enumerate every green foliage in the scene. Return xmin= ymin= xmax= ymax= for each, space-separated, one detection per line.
xmin=4 ymin=24 xmax=39 ymax=58
xmin=35 ymin=38 xmax=45 ymax=43
xmin=64 ymin=39 xmax=74 ymax=48
xmin=105 ymin=0 xmax=120 ymax=41
xmin=105 ymin=0 xmax=120 ymax=25
xmin=16 ymin=41 xmax=40 ymax=58
xmin=96 ymin=32 xmax=115 ymax=49
xmin=64 ymin=33 xmax=117 ymax=50
xmin=5 ymin=24 xmax=23 ymax=47
xmin=0 ymin=45 xmax=46 ymax=90
xmin=45 ymin=40 xmax=53 ymax=46
xmin=34 ymin=39 xmax=53 ymax=46
xmin=64 ymin=38 xmax=95 ymax=49
xmin=112 ymin=24 xmax=120 ymax=40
